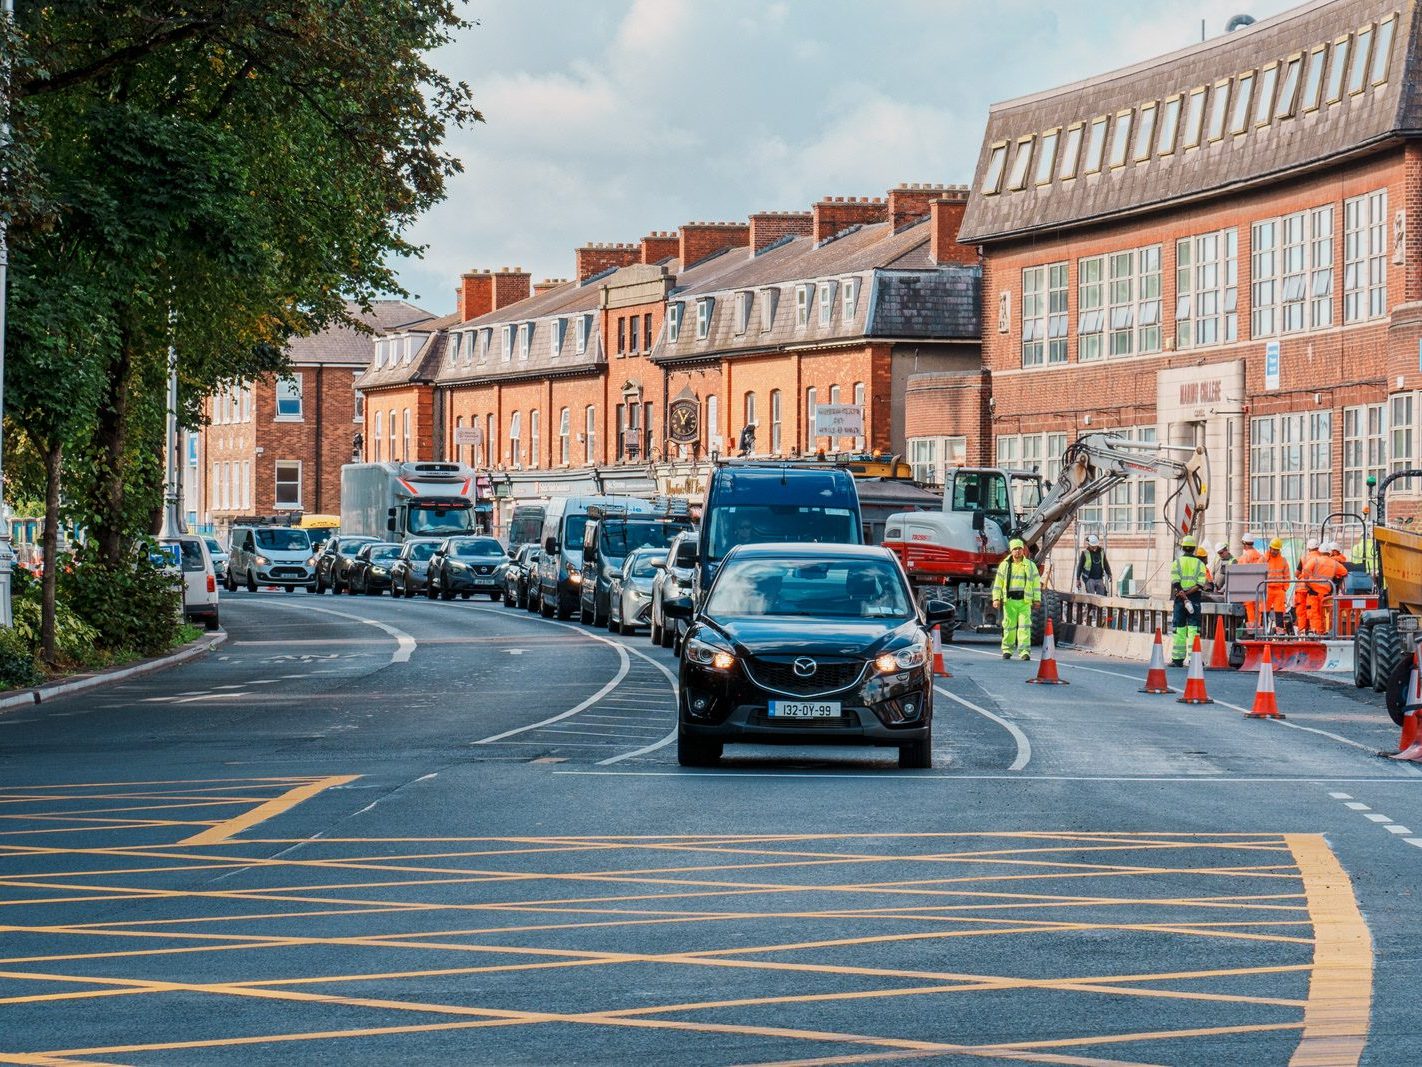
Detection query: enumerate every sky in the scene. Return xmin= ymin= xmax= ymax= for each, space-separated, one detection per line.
xmin=391 ymin=0 xmax=1299 ymax=313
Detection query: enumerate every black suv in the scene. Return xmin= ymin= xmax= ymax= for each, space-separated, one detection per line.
xmin=428 ymin=536 xmax=506 ymax=600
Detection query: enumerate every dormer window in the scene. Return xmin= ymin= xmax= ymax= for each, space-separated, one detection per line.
xmin=1006 ymin=136 xmax=1033 ymax=190
xmin=576 ymin=315 xmax=588 ymax=354
xmin=760 ymin=289 xmax=778 ymax=331
xmin=795 ymin=284 xmax=812 ymax=326
xmin=817 ymin=281 xmax=835 ymax=326
xmin=842 ymin=278 xmax=860 ymax=320
xmin=502 ymin=325 xmax=515 ymax=362
xmin=479 ymin=328 xmax=491 ymax=363
xmin=374 ymin=340 xmax=385 ymax=368
xmin=403 ymin=336 xmax=415 ymax=365
xmin=667 ymin=302 xmax=683 ymax=343
xmin=695 ymin=298 xmax=714 ymax=340
xmin=735 ymin=292 xmax=752 ymax=335
xmin=551 ymin=318 xmax=566 ymax=358
xmin=519 ymin=323 xmax=532 ymax=360
xmin=981 ymin=141 xmax=1008 ymax=194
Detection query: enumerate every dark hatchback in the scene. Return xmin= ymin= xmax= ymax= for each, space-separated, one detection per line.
xmin=666 ymin=544 xmax=954 ymax=770
xmin=428 ymin=536 xmax=506 ymax=600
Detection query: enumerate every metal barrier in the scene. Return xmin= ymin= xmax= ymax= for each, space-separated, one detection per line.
xmin=1050 ymin=590 xmax=1243 ymax=645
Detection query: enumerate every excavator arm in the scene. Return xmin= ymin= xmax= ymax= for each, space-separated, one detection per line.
xmin=1017 ymin=433 xmax=1209 ymax=565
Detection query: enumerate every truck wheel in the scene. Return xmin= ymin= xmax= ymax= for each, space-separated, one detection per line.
xmin=1385 ymin=653 xmax=1413 ymax=728
xmin=1373 ymin=623 xmax=1402 ymax=693
xmin=1354 ymin=626 xmax=1374 ymax=689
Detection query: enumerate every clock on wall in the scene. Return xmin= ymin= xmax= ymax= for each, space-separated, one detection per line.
xmin=668 ymin=397 xmax=700 ymax=444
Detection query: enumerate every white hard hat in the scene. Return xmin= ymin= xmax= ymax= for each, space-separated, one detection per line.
xmin=1321 ymin=540 xmax=1337 ymax=553
xmin=1242 ymin=531 xmax=1259 ymax=543
xmin=1215 ymin=541 xmax=1229 ymax=553
xmin=1086 ymin=534 xmax=1100 ymax=546
xmin=1306 ymin=537 xmax=1320 ymax=550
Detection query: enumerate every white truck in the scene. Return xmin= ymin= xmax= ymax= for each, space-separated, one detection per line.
xmin=340 ymin=461 xmax=479 ymax=543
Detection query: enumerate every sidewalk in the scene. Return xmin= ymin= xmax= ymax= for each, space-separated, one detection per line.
xmin=0 ymin=631 xmax=227 ymax=712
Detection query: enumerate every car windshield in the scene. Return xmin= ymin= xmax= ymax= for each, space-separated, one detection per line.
xmin=600 ymin=520 xmax=689 ymax=558
xmin=340 ymin=538 xmax=375 ymax=555
xmin=707 ymin=506 xmax=857 ymax=561
xmin=705 ymin=557 xmax=912 ymax=620
xmin=254 ymin=528 xmax=311 ymax=552
xmin=368 ymin=546 xmax=401 ymax=562
xmin=453 ymin=538 xmax=503 ymax=558
xmin=408 ymin=505 xmax=474 ymax=536
xmin=628 ymin=553 xmax=662 ymax=579
xmin=407 ymin=542 xmax=438 ymax=562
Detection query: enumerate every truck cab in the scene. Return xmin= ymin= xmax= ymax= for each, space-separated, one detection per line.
xmin=579 ymin=502 xmax=693 ymax=627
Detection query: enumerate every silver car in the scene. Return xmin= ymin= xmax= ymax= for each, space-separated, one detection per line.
xmin=203 ymin=535 xmax=229 ymax=581
xmin=651 ymin=530 xmax=698 ymax=649
xmin=607 ymin=546 xmax=666 ymax=635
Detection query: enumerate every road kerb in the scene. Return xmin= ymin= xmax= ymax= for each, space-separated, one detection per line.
xmin=0 ymin=630 xmax=227 ymax=712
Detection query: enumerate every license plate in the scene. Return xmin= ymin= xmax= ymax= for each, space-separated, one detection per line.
xmin=769 ymin=701 xmax=840 ymax=719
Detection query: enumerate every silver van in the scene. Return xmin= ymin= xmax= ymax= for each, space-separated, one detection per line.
xmin=226 ymin=524 xmax=316 ymax=592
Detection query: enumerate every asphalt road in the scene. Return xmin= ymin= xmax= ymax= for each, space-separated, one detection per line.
xmin=1 ymin=588 xmax=1418 ymax=1065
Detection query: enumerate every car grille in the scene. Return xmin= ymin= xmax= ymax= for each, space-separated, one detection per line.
xmin=475 ymin=565 xmax=495 ymax=575
xmin=270 ymin=567 xmax=307 ymax=579
xmin=743 ymin=656 xmax=867 ymax=698
xmin=748 ymin=710 xmax=857 ymax=729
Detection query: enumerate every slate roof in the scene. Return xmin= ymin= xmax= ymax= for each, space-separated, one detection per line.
xmin=355 ymin=311 xmax=459 ymax=390
xmin=288 ymin=300 xmax=434 ymax=367
xmin=652 ymin=219 xmax=981 ymax=363
xmin=960 ymin=0 xmax=1416 ymax=243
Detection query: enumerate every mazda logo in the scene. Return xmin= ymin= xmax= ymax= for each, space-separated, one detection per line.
xmin=792 ymin=657 xmax=817 ymax=678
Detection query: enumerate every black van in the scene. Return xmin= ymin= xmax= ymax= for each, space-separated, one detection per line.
xmin=694 ymin=463 xmax=863 ymax=605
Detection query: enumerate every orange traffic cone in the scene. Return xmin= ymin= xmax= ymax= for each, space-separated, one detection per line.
xmin=931 ymin=626 xmax=951 ymax=678
xmin=1026 ymin=617 xmax=1069 ymax=685
xmin=1387 ymin=648 xmax=1422 ymax=759
xmin=1140 ymin=627 xmax=1171 ymax=694
xmin=1206 ymin=616 xmax=1232 ymax=671
xmin=1244 ymin=643 xmax=1284 ymax=719
xmin=1177 ymin=634 xmax=1213 ymax=704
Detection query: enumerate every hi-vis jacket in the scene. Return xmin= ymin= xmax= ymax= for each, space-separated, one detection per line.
xmin=992 ymin=556 xmax=1041 ymax=603
xmin=1170 ymin=553 xmax=1208 ymax=594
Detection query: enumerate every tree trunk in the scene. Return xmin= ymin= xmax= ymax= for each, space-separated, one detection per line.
xmin=40 ymin=441 xmax=63 ymax=667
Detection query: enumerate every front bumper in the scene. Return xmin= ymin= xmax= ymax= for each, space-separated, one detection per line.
xmin=678 ymin=660 xmax=932 ymax=746
xmin=443 ymin=568 xmax=499 ymax=592
xmin=256 ymin=565 xmax=312 ymax=586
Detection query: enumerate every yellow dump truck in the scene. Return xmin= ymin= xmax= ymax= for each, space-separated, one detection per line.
xmin=1353 ymin=471 xmax=1422 ymax=724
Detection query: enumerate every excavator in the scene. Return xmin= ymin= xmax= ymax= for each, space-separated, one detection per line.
xmin=882 ymin=432 xmax=1210 ymax=640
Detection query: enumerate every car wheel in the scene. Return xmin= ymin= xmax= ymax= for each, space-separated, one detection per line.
xmin=650 ymin=616 xmax=662 ymax=646
xmin=368 ymin=581 xmax=382 ymax=597
xmin=1354 ymin=625 xmax=1374 ymax=689
xmin=504 ymin=586 xmax=515 ymax=607
xmin=284 ymin=585 xmax=295 ymax=593
xmin=246 ymin=570 xmax=258 ymax=593
xmin=460 ymin=592 xmax=471 ymax=600
xmin=556 ymin=598 xmax=573 ymax=621
xmin=306 ymin=581 xmax=318 ymax=593
xmin=541 ymin=594 xmax=555 ymax=618
xmin=609 ymin=607 xmax=621 ymax=635
xmin=489 ymin=591 xmax=502 ymax=602
xmin=224 ymin=570 xmax=236 ymax=593
xmin=677 ymin=730 xmax=722 ymax=767
xmin=313 ymin=573 xmax=326 ymax=594
xmin=580 ymin=603 xmax=592 ymax=625
xmin=898 ymin=731 xmax=932 ymax=770
xmin=527 ymin=592 xmax=541 ymax=614
xmin=440 ymin=582 xmax=455 ymax=601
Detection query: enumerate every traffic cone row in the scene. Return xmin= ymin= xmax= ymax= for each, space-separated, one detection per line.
xmin=1177 ymin=634 xmax=1213 ymax=704
xmin=1388 ymin=647 xmax=1422 ymax=761
xmin=1140 ymin=628 xmax=1171 ymax=694
xmin=1243 ymin=643 xmax=1284 ymax=719
xmin=1206 ymin=616 xmax=1232 ymax=671
xmin=1026 ymin=618 xmax=1068 ymax=685
xmin=931 ymin=626 xmax=951 ymax=678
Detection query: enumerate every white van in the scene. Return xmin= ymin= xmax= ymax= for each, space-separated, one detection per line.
xmin=227 ymin=523 xmax=316 ymax=592
xmin=159 ymin=534 xmax=220 ymax=631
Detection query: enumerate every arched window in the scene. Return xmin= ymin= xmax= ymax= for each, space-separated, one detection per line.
xmin=529 ymin=409 xmax=541 ymax=469
xmin=387 ymin=409 xmax=397 ymax=461
xmin=509 ymin=410 xmax=522 ymax=468
xmin=853 ymin=382 xmax=866 ymax=450
xmin=402 ymin=408 xmax=411 ymax=461
xmin=805 ymin=387 xmax=818 ymax=452
xmin=373 ymin=411 xmax=383 ymax=461
xmin=585 ymin=405 xmax=597 ymax=463
xmin=559 ymin=408 xmax=571 ymax=465
xmin=770 ymin=389 xmax=782 ymax=454
xmin=706 ymin=394 xmax=719 ymax=454
xmin=742 ymin=392 xmax=757 ymax=454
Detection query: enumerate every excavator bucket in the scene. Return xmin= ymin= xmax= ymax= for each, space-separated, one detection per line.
xmin=1236 ymin=640 xmax=1329 ymax=673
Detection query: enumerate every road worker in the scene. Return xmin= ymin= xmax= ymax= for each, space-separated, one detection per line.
xmin=1170 ymin=534 xmax=1209 ymax=666
xmin=991 ymin=537 xmax=1041 ymax=662
xmin=1212 ymin=541 xmax=1233 ymax=594
xmin=1304 ymin=540 xmax=1349 ymax=635
xmin=1075 ymin=534 xmax=1112 ymax=596
xmin=1351 ymin=535 xmax=1378 ymax=571
xmin=1265 ymin=538 xmax=1291 ymax=633
xmin=1237 ymin=533 xmax=1265 ymax=627
xmin=1293 ymin=538 xmax=1322 ymax=634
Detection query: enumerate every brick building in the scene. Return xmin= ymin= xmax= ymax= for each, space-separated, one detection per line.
xmin=356 ymin=311 xmax=461 ymax=465
xmin=952 ymin=0 xmax=1416 ymax=588
xmin=197 ymin=299 xmax=431 ymax=531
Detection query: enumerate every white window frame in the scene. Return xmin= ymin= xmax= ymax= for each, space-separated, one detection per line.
xmin=908 ymin=436 xmax=967 ymax=486
xmin=559 ymin=407 xmax=570 ymax=465
xmin=1344 ymin=189 xmax=1388 ymax=323
xmin=1007 ymin=135 xmax=1033 ymax=190
xmin=1327 ymin=35 xmax=1352 ymax=103
xmin=1343 ymin=403 xmax=1386 ymax=516
xmin=842 ymin=277 xmax=860 ymax=320
xmin=1253 ymin=208 xmax=1329 ymax=337
xmin=770 ymin=389 xmax=782 ymax=453
xmin=696 ymin=298 xmax=713 ymax=340
xmin=735 ymin=291 xmax=752 ymax=335
xmin=1229 ymin=72 xmax=1255 ymax=134
xmin=551 ymin=318 xmax=566 ymax=358
xmin=529 ymin=409 xmax=541 ymax=469
xmin=1303 ymin=45 xmax=1328 ymax=112
xmin=1021 ymin=263 xmax=1067 ymax=367
xmin=1250 ymin=411 xmax=1333 ymax=528
xmin=585 ymin=405 xmax=597 ymax=464
xmin=760 ymin=288 xmax=778 ymax=331
xmin=519 ymin=323 xmax=531 ymax=360
xmin=274 ymin=460 xmax=302 ymax=509
xmin=275 ymin=374 xmax=303 ymax=421
xmin=818 ymin=281 xmax=834 ymax=326
xmin=1347 ymin=24 xmax=1374 ymax=96
xmin=1372 ymin=16 xmax=1396 ymax=85
xmin=1078 ymin=255 xmax=1104 ymax=362
xmin=1182 ymin=86 xmax=1207 ymax=149
xmin=982 ymin=141 xmax=1008 ymax=194
xmin=502 ymin=325 xmax=515 ymax=363
xmin=805 ymin=387 xmax=818 ymax=451
xmin=1059 ymin=122 xmax=1084 ymax=179
xmin=853 ymin=382 xmax=866 ymax=450
xmin=667 ymin=303 xmax=683 ymax=343
xmin=1081 ymin=426 xmax=1158 ymax=533
xmin=508 ymin=410 xmax=522 ymax=469
xmin=795 ymin=284 xmax=812 ymax=326
xmin=373 ymin=410 xmax=383 ymax=461
xmin=402 ymin=408 xmax=411 ymax=461
xmin=1175 ymin=229 xmax=1238 ymax=349
xmin=706 ymin=394 xmax=720 ymax=454
xmin=1084 ymin=117 xmax=1106 ymax=173
xmin=1035 ymin=128 xmax=1059 ymax=185
xmin=1105 ymin=246 xmax=1162 ymax=357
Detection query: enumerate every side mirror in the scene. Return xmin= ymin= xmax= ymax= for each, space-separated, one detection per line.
xmin=386 ymin=517 xmax=396 ymax=532
xmin=923 ymin=599 xmax=957 ymax=629
xmin=971 ymin=510 xmax=986 ymax=532
xmin=663 ymin=595 xmax=694 ymax=619
xmin=582 ymin=543 xmax=596 ymax=563
xmin=650 ymin=560 xmax=666 ymax=570
xmin=544 ymin=535 xmax=559 ymax=554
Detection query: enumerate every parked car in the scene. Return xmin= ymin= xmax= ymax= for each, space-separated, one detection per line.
xmin=607 ymin=546 xmax=665 ymax=635
xmin=227 ymin=523 xmax=316 ymax=592
xmin=428 ymin=536 xmax=507 ymax=600
xmin=159 ymin=534 xmax=220 ymax=630
xmin=203 ymin=536 xmax=229 ymax=582
xmin=664 ymin=543 xmax=954 ymax=770
xmin=347 ymin=542 xmax=402 ymax=595
xmin=503 ymin=544 xmax=542 ymax=609
xmin=390 ymin=538 xmax=442 ymax=598
xmin=651 ymin=530 xmax=698 ymax=649
xmin=313 ymin=535 xmax=378 ymax=594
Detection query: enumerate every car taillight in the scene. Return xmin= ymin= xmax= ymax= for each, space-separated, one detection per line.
xmin=207 ymin=575 xmax=217 ymax=593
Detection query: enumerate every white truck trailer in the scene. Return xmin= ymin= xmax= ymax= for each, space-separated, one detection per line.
xmin=340 ymin=461 xmax=479 ymax=543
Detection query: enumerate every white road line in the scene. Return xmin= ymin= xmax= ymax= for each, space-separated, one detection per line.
xmin=472 ymin=643 xmax=629 ymax=744
xmin=1385 ymin=824 xmax=1413 ymax=834
xmin=557 ymin=770 xmax=1422 ymax=783
xmin=1329 ymin=792 xmax=1353 ymax=799
xmin=255 ymin=602 xmax=418 ymax=665
xmin=1363 ymin=812 xmax=1392 ymax=822
xmin=596 ymin=641 xmax=680 ymax=766
xmin=933 ymin=684 xmax=1030 ymax=771
xmin=1406 ymin=839 xmax=1422 ymax=848
xmin=1345 ymin=801 xmax=1371 ymax=810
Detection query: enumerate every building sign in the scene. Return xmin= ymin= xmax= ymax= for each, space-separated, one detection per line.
xmin=1177 ymin=380 xmax=1222 ymax=407
xmin=454 ymin=425 xmax=483 ymax=446
xmin=1395 ymin=209 xmax=1407 ymax=266
xmin=1264 ymin=341 xmax=1280 ymax=391
xmin=813 ymin=404 xmax=864 ymax=438
xmin=668 ymin=397 xmax=700 ymax=444
xmin=998 ymin=291 xmax=1011 ymax=333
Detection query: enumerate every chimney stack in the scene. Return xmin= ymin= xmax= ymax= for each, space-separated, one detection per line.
xmin=678 ymin=221 xmax=750 ymax=269
xmin=748 ymin=211 xmax=813 ymax=254
xmin=575 ymin=243 xmax=640 ymax=282
xmin=493 ymin=266 xmax=532 ymax=310
xmin=928 ymin=189 xmax=975 ymax=265
xmin=888 ymin=183 xmax=959 ymax=231
xmin=640 ymin=231 xmax=680 ymax=265
xmin=812 ymin=196 xmax=888 ymax=243
xmin=534 ymin=278 xmax=570 ymax=295
xmin=456 ymin=270 xmax=496 ymax=321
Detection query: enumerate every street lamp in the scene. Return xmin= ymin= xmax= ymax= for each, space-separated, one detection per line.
xmin=0 ymin=0 xmax=17 ymax=626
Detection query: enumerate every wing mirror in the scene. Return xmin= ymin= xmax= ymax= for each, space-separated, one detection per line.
xmin=923 ymin=599 xmax=957 ymax=629
xmin=544 ymin=536 xmax=559 ymax=554
xmin=663 ymin=595 xmax=694 ymax=619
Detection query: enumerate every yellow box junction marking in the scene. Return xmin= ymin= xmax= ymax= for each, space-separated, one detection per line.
xmin=0 ymin=786 xmax=1375 ymax=1065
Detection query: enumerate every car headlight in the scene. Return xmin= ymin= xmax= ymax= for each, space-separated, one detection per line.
xmin=306 ymin=556 xmax=317 ymax=566
xmin=685 ymin=636 xmax=735 ymax=671
xmin=568 ymin=569 xmax=583 ymax=584
xmin=874 ymin=643 xmax=928 ymax=673
xmin=448 ymin=561 xmax=466 ymax=572
xmin=254 ymin=555 xmax=270 ymax=566
xmin=372 ymin=567 xmax=387 ymax=576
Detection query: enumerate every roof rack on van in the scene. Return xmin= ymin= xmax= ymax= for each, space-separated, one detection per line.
xmin=586 ymin=504 xmax=629 ymax=522
xmin=229 ymin=514 xmax=302 ymax=527
xmin=650 ymin=495 xmax=691 ymax=516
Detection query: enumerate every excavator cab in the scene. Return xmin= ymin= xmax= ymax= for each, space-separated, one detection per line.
xmin=945 ymin=469 xmax=1042 ymax=537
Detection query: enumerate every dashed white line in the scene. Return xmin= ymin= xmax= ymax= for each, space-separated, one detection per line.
xmin=1363 ymin=812 xmax=1392 ymax=822
xmin=1345 ymin=801 xmax=1371 ymax=810
xmin=1384 ymin=824 xmax=1413 ymax=834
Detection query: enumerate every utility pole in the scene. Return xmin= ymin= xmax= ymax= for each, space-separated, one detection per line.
xmin=159 ymin=304 xmax=183 ymax=539
xmin=0 ymin=0 xmax=17 ymax=626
